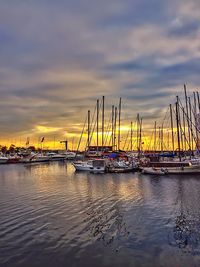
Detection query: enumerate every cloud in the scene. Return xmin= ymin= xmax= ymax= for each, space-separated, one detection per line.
xmin=0 ymin=0 xmax=200 ymax=146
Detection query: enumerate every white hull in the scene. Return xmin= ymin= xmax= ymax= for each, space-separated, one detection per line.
xmin=65 ymin=152 xmax=76 ymax=160
xmin=73 ymin=164 xmax=93 ymax=171
xmin=72 ymin=160 xmax=106 ymax=173
xmin=142 ymin=167 xmax=167 ymax=175
xmin=0 ymin=158 xmax=8 ymax=164
xmin=50 ymin=156 xmax=66 ymax=161
xmin=73 ymin=165 xmax=105 ymax=172
xmin=142 ymin=166 xmax=200 ymax=175
xmin=31 ymin=157 xmax=50 ymax=162
xmin=167 ymin=166 xmax=200 ymax=174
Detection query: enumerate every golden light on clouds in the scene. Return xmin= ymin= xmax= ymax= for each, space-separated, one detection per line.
xmin=35 ymin=125 xmax=62 ymax=133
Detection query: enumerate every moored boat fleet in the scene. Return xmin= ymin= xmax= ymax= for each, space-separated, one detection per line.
xmin=71 ymin=151 xmax=200 ymax=175
xmin=0 ymin=151 xmax=77 ymax=164
xmin=1 ymin=148 xmax=200 ymax=175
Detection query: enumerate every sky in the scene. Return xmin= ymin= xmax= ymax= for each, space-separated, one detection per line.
xmin=0 ymin=0 xmax=200 ymax=149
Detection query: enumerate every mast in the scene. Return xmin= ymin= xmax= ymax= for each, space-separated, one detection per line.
xmin=111 ymin=105 xmax=114 ymax=150
xmin=102 ymin=96 xmax=105 ymax=147
xmin=158 ymin=126 xmax=161 ymax=152
xmin=87 ymin=110 xmax=90 ymax=148
xmin=161 ymin=124 xmax=164 ymax=153
xmin=114 ymin=106 xmax=117 ymax=150
xmin=130 ymin=121 xmax=133 ymax=151
xmin=97 ymin=99 xmax=99 ymax=151
xmin=118 ymin=97 xmax=122 ymax=151
xmin=137 ymin=114 xmax=139 ymax=152
xmin=182 ymin=107 xmax=186 ymax=152
xmin=188 ymin=96 xmax=194 ymax=153
xmin=169 ymin=104 xmax=175 ymax=153
xmin=176 ymin=99 xmax=181 ymax=161
xmin=139 ymin=118 xmax=142 ymax=157
xmin=184 ymin=84 xmax=191 ymax=151
xmin=193 ymin=92 xmax=198 ymax=146
xmin=154 ymin=121 xmax=157 ymax=152
xmin=197 ymin=91 xmax=200 ymax=113
xmin=177 ymin=96 xmax=183 ymax=151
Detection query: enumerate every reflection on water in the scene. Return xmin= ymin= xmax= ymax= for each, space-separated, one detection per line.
xmin=1 ymin=162 xmax=200 ymax=267
xmin=168 ymin=178 xmax=200 ymax=255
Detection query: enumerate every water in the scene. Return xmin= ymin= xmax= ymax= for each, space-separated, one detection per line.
xmin=1 ymin=162 xmax=200 ymax=267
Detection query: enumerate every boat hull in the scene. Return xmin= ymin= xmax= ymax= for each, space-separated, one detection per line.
xmin=0 ymin=158 xmax=8 ymax=164
xmin=142 ymin=166 xmax=200 ymax=175
xmin=142 ymin=167 xmax=167 ymax=175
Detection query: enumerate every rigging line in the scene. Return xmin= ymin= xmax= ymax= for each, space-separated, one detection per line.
xmin=88 ymin=97 xmax=103 ymax=147
xmin=172 ymin=105 xmax=194 ymax=150
xmin=127 ymin=120 xmax=137 ymax=151
xmin=104 ymin=115 xmax=112 ymax=146
xmin=129 ymin=138 xmax=137 ymax=151
xmin=161 ymin=113 xmax=171 ymax=149
xmin=148 ymin=129 xmax=154 ymax=151
xmin=89 ymin=103 xmax=97 ymax=145
xmin=76 ymin=114 xmax=88 ymax=154
xmin=124 ymin=119 xmax=135 ymax=151
xmin=179 ymin=97 xmax=198 ymax=130
xmin=178 ymin=100 xmax=200 ymax=133
xmin=162 ymin=105 xmax=170 ymax=125
xmin=178 ymin=104 xmax=199 ymax=150
xmin=123 ymin=127 xmax=130 ymax=150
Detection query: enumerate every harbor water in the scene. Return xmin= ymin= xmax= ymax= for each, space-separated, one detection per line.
xmin=1 ymin=162 xmax=200 ymax=267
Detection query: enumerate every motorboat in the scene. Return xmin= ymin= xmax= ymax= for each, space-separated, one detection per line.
xmin=72 ymin=160 xmax=93 ymax=171
xmin=21 ymin=153 xmax=50 ymax=163
xmin=46 ymin=152 xmax=66 ymax=161
xmin=0 ymin=155 xmax=8 ymax=164
xmin=106 ymin=159 xmax=138 ymax=173
xmin=72 ymin=159 xmax=106 ymax=173
xmin=64 ymin=151 xmax=76 ymax=160
xmin=31 ymin=154 xmax=50 ymax=163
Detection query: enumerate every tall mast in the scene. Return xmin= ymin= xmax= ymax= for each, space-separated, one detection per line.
xmin=196 ymin=91 xmax=200 ymax=150
xmin=114 ymin=106 xmax=117 ymax=150
xmin=193 ymin=92 xmax=198 ymax=146
xmin=87 ymin=110 xmax=90 ymax=148
xmin=139 ymin=118 xmax=142 ymax=157
xmin=184 ymin=84 xmax=191 ymax=151
xmin=154 ymin=121 xmax=157 ymax=152
xmin=159 ymin=126 xmax=161 ymax=152
xmin=182 ymin=107 xmax=186 ymax=152
xmin=111 ymin=105 xmax=114 ymax=150
xmin=177 ymin=96 xmax=183 ymax=151
xmin=130 ymin=121 xmax=133 ymax=151
xmin=188 ymin=96 xmax=194 ymax=153
xmin=197 ymin=91 xmax=200 ymax=113
xmin=161 ymin=124 xmax=164 ymax=153
xmin=102 ymin=96 xmax=105 ymax=147
xmin=170 ymin=104 xmax=175 ymax=153
xmin=176 ymin=99 xmax=181 ymax=162
xmin=118 ymin=97 xmax=122 ymax=151
xmin=193 ymin=91 xmax=197 ymax=117
xmin=137 ymin=114 xmax=139 ymax=152
xmin=97 ymin=99 xmax=99 ymax=150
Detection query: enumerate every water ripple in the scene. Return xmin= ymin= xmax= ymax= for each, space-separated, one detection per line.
xmin=1 ymin=162 xmax=200 ymax=267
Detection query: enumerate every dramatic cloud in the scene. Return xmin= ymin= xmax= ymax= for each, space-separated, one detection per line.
xmin=0 ymin=0 xmax=200 ymax=148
